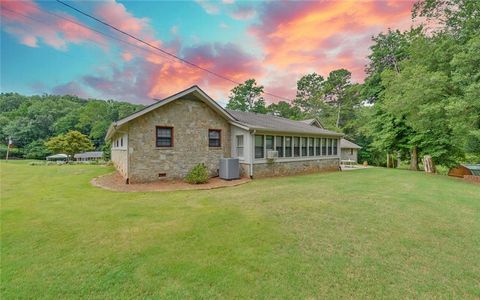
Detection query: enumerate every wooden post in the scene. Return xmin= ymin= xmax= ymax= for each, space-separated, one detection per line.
xmin=423 ymin=155 xmax=435 ymax=173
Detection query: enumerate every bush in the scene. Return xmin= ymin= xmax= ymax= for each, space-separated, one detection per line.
xmin=185 ymin=163 xmax=209 ymax=184
xmin=24 ymin=140 xmax=51 ymax=159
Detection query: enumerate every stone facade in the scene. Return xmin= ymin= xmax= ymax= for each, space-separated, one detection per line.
xmin=126 ymin=97 xmax=231 ymax=183
xmin=239 ymin=163 xmax=250 ymax=177
xmin=251 ymin=158 xmax=339 ymax=178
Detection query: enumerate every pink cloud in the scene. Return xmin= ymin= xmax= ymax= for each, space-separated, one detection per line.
xmin=0 ymin=0 xmax=106 ymax=50
xmin=248 ymin=0 xmax=416 ymax=101
xmin=228 ymin=4 xmax=256 ymax=20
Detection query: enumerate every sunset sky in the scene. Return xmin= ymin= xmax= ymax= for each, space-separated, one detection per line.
xmin=1 ymin=0 xmax=417 ymax=105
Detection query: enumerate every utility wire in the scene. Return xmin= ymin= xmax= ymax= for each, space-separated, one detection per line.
xmin=55 ymin=0 xmax=292 ymax=102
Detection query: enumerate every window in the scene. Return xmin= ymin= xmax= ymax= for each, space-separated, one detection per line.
xmin=275 ymin=136 xmax=284 ymax=157
xmin=285 ymin=137 xmax=292 ymax=157
xmin=255 ymin=135 xmax=264 ymax=158
xmin=328 ymin=138 xmax=332 ymax=155
xmin=208 ymin=129 xmax=221 ymax=147
xmin=156 ymin=126 xmax=173 ymax=147
xmin=236 ymin=135 xmax=244 ymax=158
xmin=309 ymin=137 xmax=314 ymax=156
xmin=294 ymin=137 xmax=300 ymax=157
xmin=322 ymin=138 xmax=327 ymax=155
xmin=266 ymin=136 xmax=274 ymax=153
xmin=315 ymin=138 xmax=321 ymax=156
xmin=120 ymin=137 xmax=123 ymax=147
xmin=301 ymin=137 xmax=308 ymax=156
xmin=350 ymin=149 xmax=354 ymax=155
xmin=333 ymin=139 xmax=338 ymax=155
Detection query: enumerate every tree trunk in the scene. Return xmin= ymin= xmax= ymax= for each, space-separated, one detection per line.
xmin=387 ymin=153 xmax=390 ymax=168
xmin=336 ymin=103 xmax=341 ymax=128
xmin=410 ymin=146 xmax=419 ymax=171
xmin=423 ymin=155 xmax=436 ymax=173
xmin=397 ymin=151 xmax=401 ymax=168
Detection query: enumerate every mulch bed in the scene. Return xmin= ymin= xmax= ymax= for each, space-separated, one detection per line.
xmin=91 ymin=171 xmax=251 ymax=192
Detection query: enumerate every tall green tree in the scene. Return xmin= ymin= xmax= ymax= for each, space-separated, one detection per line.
xmin=226 ymin=79 xmax=267 ymax=113
xmin=267 ymin=101 xmax=303 ymax=120
xmin=293 ymin=73 xmax=325 ymax=116
xmin=45 ymin=130 xmax=94 ymax=159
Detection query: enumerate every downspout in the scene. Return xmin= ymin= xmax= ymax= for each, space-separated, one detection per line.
xmin=250 ymin=129 xmax=256 ymax=178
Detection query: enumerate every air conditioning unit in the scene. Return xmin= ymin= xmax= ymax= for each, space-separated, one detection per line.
xmin=219 ymin=158 xmax=240 ymax=180
xmin=267 ymin=150 xmax=278 ymax=159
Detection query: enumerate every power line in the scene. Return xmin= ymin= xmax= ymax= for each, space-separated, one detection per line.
xmin=55 ymin=0 xmax=293 ymax=102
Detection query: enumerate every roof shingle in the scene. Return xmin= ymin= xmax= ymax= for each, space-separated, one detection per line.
xmin=226 ymin=109 xmax=342 ymax=136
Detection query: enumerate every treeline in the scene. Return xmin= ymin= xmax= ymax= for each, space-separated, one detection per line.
xmin=226 ymin=0 xmax=480 ymax=168
xmin=0 ymin=93 xmax=143 ymax=159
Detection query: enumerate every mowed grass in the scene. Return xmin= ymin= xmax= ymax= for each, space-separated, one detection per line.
xmin=1 ymin=161 xmax=479 ymax=299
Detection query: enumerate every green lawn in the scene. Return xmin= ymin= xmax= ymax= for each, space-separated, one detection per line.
xmin=1 ymin=161 xmax=479 ymax=299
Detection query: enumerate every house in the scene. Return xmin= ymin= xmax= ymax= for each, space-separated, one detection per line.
xmin=74 ymin=151 xmax=103 ymax=162
xmin=106 ymin=86 xmax=343 ymax=183
xmin=340 ymin=139 xmax=361 ymax=162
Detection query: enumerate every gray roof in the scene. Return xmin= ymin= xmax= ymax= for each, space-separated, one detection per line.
xmin=226 ymin=109 xmax=342 ymax=136
xmin=340 ymin=138 xmax=361 ymax=149
xmin=74 ymin=151 xmax=103 ymax=159
xmin=47 ymin=154 xmax=68 ymax=159
xmin=463 ymin=164 xmax=480 ymax=176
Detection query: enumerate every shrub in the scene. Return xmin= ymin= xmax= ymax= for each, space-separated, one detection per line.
xmin=185 ymin=163 xmax=209 ymax=184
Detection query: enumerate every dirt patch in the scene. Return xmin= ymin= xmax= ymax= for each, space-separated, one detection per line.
xmin=91 ymin=172 xmax=251 ymax=192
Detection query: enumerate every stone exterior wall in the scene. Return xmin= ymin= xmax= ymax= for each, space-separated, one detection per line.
xmin=239 ymin=163 xmax=250 ymax=177
xmin=252 ymin=158 xmax=339 ymax=178
xmin=127 ymin=97 xmax=231 ymax=183
xmin=341 ymin=148 xmax=358 ymax=162
xmin=111 ymin=149 xmax=128 ymax=179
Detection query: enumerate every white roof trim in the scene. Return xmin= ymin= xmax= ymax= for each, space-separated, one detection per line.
xmin=301 ymin=118 xmax=324 ymax=128
xmin=106 ymin=86 xmax=236 ymax=140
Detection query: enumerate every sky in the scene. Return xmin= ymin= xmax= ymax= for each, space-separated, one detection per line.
xmin=1 ymin=0 xmax=417 ymax=106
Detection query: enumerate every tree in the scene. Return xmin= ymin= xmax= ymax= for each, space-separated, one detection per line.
xmin=45 ymin=130 xmax=94 ymax=159
xmin=226 ymin=79 xmax=267 ymax=113
xmin=267 ymin=101 xmax=303 ymax=119
xmin=24 ymin=140 xmax=51 ymax=159
xmin=323 ymin=69 xmax=357 ymax=129
xmin=413 ymin=0 xmax=480 ymax=42
xmin=293 ymin=73 xmax=325 ymax=115
xmin=0 ymin=93 xmax=143 ymax=158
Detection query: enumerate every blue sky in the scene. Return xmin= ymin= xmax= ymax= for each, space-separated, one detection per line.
xmin=1 ymin=0 xmax=415 ymax=105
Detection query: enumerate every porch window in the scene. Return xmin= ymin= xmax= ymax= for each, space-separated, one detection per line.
xmin=333 ymin=139 xmax=338 ymax=155
xmin=156 ymin=126 xmax=173 ymax=147
xmin=236 ymin=135 xmax=244 ymax=158
xmin=285 ymin=137 xmax=292 ymax=157
xmin=309 ymin=137 xmax=314 ymax=156
xmin=328 ymin=138 xmax=332 ymax=155
xmin=350 ymin=149 xmax=354 ymax=155
xmin=275 ymin=136 xmax=284 ymax=157
xmin=266 ymin=135 xmax=274 ymax=152
xmin=255 ymin=135 xmax=264 ymax=159
xmin=208 ymin=129 xmax=221 ymax=147
xmin=301 ymin=137 xmax=308 ymax=156
xmin=315 ymin=138 xmax=321 ymax=156
xmin=322 ymin=138 xmax=327 ymax=155
xmin=294 ymin=137 xmax=300 ymax=157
